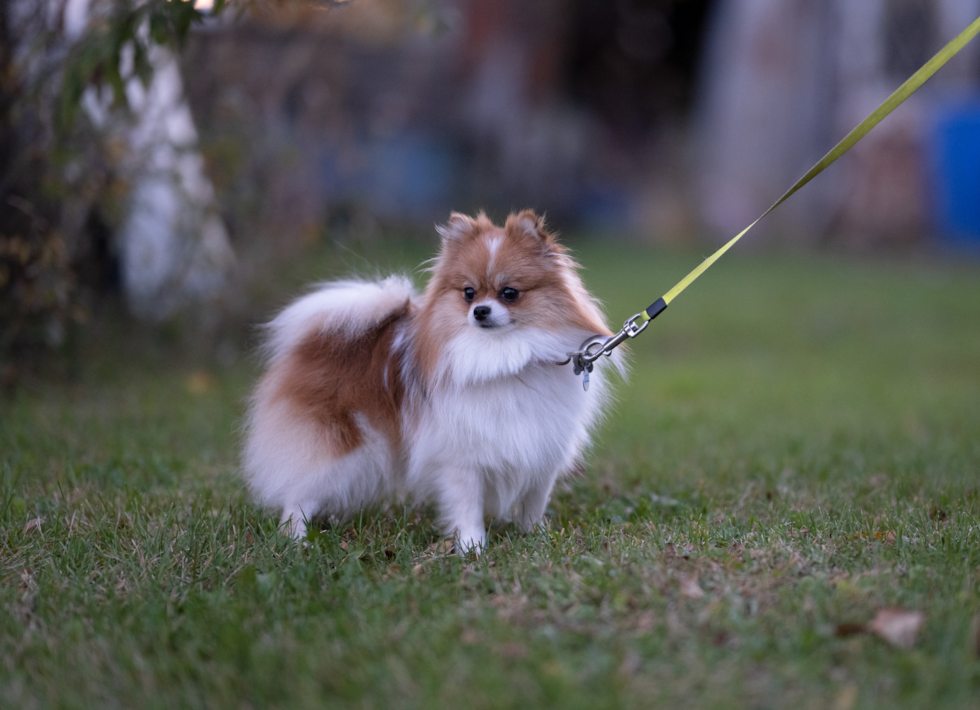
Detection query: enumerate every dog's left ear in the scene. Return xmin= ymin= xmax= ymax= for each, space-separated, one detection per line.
xmin=506 ymin=209 xmax=560 ymax=252
xmin=437 ymin=212 xmax=478 ymax=243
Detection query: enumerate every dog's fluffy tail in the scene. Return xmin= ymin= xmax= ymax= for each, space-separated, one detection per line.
xmin=244 ymin=275 xmax=414 ymax=533
xmin=260 ymin=275 xmax=415 ymax=363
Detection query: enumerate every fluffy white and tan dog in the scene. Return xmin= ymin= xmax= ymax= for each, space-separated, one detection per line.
xmin=242 ymin=210 xmax=625 ymax=551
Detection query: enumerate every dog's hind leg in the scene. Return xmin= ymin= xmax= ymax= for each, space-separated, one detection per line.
xmin=515 ymin=478 xmax=555 ymax=533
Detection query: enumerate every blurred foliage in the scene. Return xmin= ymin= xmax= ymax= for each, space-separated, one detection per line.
xmin=0 ymin=0 xmax=225 ymax=379
xmin=55 ymin=0 xmax=223 ymax=133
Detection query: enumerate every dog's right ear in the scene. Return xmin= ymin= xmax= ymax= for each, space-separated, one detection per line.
xmin=436 ymin=212 xmax=477 ymax=243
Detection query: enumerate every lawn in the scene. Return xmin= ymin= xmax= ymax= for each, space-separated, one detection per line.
xmin=2 ymin=238 xmax=980 ymax=709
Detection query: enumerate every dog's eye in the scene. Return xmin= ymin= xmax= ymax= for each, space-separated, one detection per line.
xmin=463 ymin=287 xmax=476 ymax=302
xmin=499 ymin=287 xmax=519 ymax=302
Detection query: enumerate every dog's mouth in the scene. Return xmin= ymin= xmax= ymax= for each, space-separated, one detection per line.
xmin=474 ymin=319 xmax=513 ymax=330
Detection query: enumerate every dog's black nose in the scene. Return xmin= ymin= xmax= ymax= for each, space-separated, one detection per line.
xmin=473 ymin=305 xmax=491 ymax=321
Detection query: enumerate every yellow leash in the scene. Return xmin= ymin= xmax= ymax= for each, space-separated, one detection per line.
xmin=567 ymin=16 xmax=980 ymax=390
xmin=654 ymin=15 xmax=980 ymax=314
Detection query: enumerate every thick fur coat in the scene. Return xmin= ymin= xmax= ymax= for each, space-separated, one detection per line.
xmin=243 ymin=210 xmax=625 ymax=551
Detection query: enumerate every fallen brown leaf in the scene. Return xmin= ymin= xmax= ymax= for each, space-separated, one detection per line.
xmin=868 ymin=608 xmax=924 ymax=649
xmin=833 ymin=683 xmax=858 ymax=710
xmin=186 ymin=371 xmax=215 ymax=395
xmin=497 ymin=642 xmax=527 ymax=659
xmin=633 ymin=610 xmax=656 ymax=633
xmin=22 ymin=517 xmax=44 ymax=534
xmin=834 ymin=622 xmax=866 ymax=638
xmin=617 ymin=650 xmax=641 ymax=677
xmin=424 ymin=539 xmax=454 ymax=555
xmin=679 ymin=574 xmax=705 ymax=599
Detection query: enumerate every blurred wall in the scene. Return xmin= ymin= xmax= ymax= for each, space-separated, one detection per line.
xmin=181 ymin=0 xmax=714 ymax=251
xmin=697 ymin=0 xmax=980 ymax=248
xmin=182 ymin=0 xmax=980 ymax=253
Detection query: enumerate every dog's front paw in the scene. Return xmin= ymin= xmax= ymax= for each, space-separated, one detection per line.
xmin=453 ymin=528 xmax=487 ymax=556
xmin=279 ymin=506 xmax=310 ymax=541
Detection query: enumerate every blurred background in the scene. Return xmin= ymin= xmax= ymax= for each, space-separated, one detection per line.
xmin=3 ymin=0 xmax=980 ymax=377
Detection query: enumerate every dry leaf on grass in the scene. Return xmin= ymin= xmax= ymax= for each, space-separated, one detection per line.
xmin=424 ymin=539 xmax=454 ymax=555
xmin=633 ymin=610 xmax=656 ymax=633
xmin=679 ymin=574 xmax=706 ymax=599
xmin=22 ymin=517 xmax=44 ymax=534
xmin=833 ymin=683 xmax=858 ymax=710
xmin=834 ymin=622 xmax=866 ymax=638
xmin=460 ymin=629 xmax=481 ymax=645
xmin=497 ymin=642 xmax=527 ymax=659
xmin=186 ymin=371 xmax=215 ymax=395
xmin=852 ymin=531 xmax=897 ymax=544
xmin=868 ymin=608 xmax=924 ymax=649
xmin=617 ymin=650 xmax=641 ymax=677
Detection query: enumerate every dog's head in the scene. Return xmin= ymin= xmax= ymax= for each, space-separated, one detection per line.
xmin=428 ymin=209 xmax=581 ymax=334
xmin=413 ymin=210 xmax=613 ymax=384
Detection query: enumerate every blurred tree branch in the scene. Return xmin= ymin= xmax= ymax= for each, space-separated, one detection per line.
xmin=0 ymin=0 xmax=230 ymax=376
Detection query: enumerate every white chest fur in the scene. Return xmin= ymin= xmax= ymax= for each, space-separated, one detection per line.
xmin=405 ymin=335 xmax=618 ymax=518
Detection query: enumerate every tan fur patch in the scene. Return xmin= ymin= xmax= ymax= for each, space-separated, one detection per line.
xmin=270 ymin=310 xmax=408 ymax=458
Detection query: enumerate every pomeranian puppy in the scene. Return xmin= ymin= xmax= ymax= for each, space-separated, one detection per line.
xmin=243 ymin=210 xmax=625 ymax=551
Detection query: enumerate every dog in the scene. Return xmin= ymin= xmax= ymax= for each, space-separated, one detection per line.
xmin=242 ymin=210 xmax=625 ymax=552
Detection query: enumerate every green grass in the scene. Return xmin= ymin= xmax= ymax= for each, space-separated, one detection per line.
xmin=3 ymin=239 xmax=980 ymax=709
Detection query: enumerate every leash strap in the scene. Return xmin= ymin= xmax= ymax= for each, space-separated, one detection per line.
xmin=568 ymin=16 xmax=980 ymax=387
xmin=646 ymin=14 xmax=980 ymax=319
